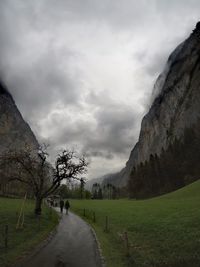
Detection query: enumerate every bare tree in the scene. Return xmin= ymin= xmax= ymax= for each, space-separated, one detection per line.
xmin=0 ymin=147 xmax=88 ymax=215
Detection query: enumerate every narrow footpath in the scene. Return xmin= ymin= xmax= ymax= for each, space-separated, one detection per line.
xmin=16 ymin=209 xmax=102 ymax=267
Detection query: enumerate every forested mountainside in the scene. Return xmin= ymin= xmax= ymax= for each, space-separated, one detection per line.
xmin=103 ymin=22 xmax=200 ymax=195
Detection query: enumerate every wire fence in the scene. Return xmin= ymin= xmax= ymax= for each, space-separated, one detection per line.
xmin=0 ymin=205 xmax=131 ymax=257
xmin=73 ymin=207 xmax=132 ymax=257
xmin=0 ymin=205 xmax=54 ymax=252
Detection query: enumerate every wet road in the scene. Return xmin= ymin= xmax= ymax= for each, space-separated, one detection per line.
xmin=16 ymin=209 xmax=102 ymax=267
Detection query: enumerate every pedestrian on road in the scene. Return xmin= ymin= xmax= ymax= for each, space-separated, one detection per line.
xmin=65 ymin=200 xmax=70 ymax=214
xmin=60 ymin=199 xmax=64 ymax=213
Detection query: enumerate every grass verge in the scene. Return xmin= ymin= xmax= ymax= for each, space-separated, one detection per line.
xmin=0 ymin=197 xmax=58 ymax=267
xmin=70 ymin=180 xmax=200 ymax=267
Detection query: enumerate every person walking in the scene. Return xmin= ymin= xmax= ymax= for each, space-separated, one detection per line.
xmin=65 ymin=200 xmax=70 ymax=214
xmin=59 ymin=199 xmax=64 ymax=213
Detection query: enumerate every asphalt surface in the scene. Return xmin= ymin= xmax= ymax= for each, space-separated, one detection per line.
xmin=16 ymin=208 xmax=102 ymax=267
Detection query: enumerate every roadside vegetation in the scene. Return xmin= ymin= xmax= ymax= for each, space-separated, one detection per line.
xmin=0 ymin=144 xmax=89 ymax=266
xmin=0 ymin=146 xmax=88 ymax=215
xmin=71 ymin=180 xmax=200 ymax=267
xmin=0 ymin=197 xmax=58 ymax=267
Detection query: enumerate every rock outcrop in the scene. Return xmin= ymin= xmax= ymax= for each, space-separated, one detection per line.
xmin=0 ymin=80 xmax=39 ymax=153
xmin=104 ymin=22 xmax=200 ymax=187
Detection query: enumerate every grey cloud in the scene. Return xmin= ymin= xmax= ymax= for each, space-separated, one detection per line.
xmin=5 ymin=48 xmax=80 ymax=116
xmin=0 ymin=0 xmax=200 ymax=179
xmin=142 ymin=52 xmax=170 ymax=77
xmin=0 ymin=0 xmax=83 ymax=126
xmin=83 ymin=105 xmax=137 ymax=156
xmin=38 ymin=0 xmax=200 ymax=34
xmin=46 ymin=92 xmax=138 ymax=161
xmin=37 ymin=0 xmax=152 ymax=30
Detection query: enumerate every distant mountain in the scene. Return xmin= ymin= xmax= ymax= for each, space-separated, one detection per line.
xmin=0 ymin=80 xmax=39 ymax=152
xmin=103 ymin=22 xmax=200 ymax=188
xmin=85 ymin=173 xmax=115 ymax=191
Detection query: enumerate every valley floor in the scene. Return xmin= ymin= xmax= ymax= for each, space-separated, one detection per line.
xmin=70 ymin=180 xmax=200 ymax=267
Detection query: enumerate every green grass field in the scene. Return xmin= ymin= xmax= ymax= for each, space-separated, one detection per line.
xmin=71 ymin=180 xmax=200 ymax=267
xmin=0 ymin=198 xmax=58 ymax=267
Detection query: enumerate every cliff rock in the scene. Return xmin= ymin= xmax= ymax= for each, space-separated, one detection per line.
xmin=105 ymin=22 xmax=200 ymax=187
xmin=0 ymin=81 xmax=39 ymax=153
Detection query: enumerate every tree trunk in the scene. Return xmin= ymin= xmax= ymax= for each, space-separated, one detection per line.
xmin=35 ymin=197 xmax=42 ymax=215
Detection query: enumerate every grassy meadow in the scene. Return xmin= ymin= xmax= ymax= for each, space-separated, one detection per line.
xmin=70 ymin=180 xmax=200 ymax=267
xmin=0 ymin=198 xmax=58 ymax=267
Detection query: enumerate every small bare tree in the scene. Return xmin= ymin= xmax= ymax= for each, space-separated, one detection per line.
xmin=0 ymin=146 xmax=88 ymax=215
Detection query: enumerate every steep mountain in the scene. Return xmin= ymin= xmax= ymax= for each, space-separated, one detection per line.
xmin=0 ymin=80 xmax=39 ymax=153
xmin=105 ymin=22 xmax=200 ymax=187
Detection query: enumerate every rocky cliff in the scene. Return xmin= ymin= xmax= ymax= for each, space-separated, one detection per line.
xmin=0 ymin=80 xmax=39 ymax=153
xmin=104 ymin=22 xmax=200 ymax=187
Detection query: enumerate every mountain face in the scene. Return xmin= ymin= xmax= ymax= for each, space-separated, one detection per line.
xmin=104 ymin=22 xmax=200 ymax=188
xmin=0 ymin=81 xmax=39 ymax=153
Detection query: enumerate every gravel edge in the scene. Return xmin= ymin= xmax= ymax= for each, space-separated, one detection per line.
xmin=89 ymin=226 xmax=107 ymax=267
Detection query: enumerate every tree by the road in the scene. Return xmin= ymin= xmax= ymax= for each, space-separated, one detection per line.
xmin=0 ymin=146 xmax=88 ymax=215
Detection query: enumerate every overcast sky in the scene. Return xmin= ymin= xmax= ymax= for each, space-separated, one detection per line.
xmin=0 ymin=0 xmax=199 ymax=179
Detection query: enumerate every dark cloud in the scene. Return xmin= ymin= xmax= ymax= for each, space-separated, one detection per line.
xmin=0 ymin=0 xmax=84 ymax=128
xmin=0 ymin=0 xmax=200 ymax=178
xmin=84 ymin=105 xmax=136 ymax=157
xmin=5 ymin=48 xmax=80 ymax=117
xmin=44 ymin=92 xmax=138 ymax=162
xmin=83 ymin=92 xmax=137 ymax=154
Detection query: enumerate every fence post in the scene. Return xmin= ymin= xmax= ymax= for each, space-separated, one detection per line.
xmin=93 ymin=211 xmax=96 ymax=223
xmin=5 ymin=225 xmax=8 ymax=249
xmin=38 ymin=215 xmax=41 ymax=230
xmin=124 ymin=231 xmax=130 ymax=257
xmin=104 ymin=216 xmax=109 ymax=232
